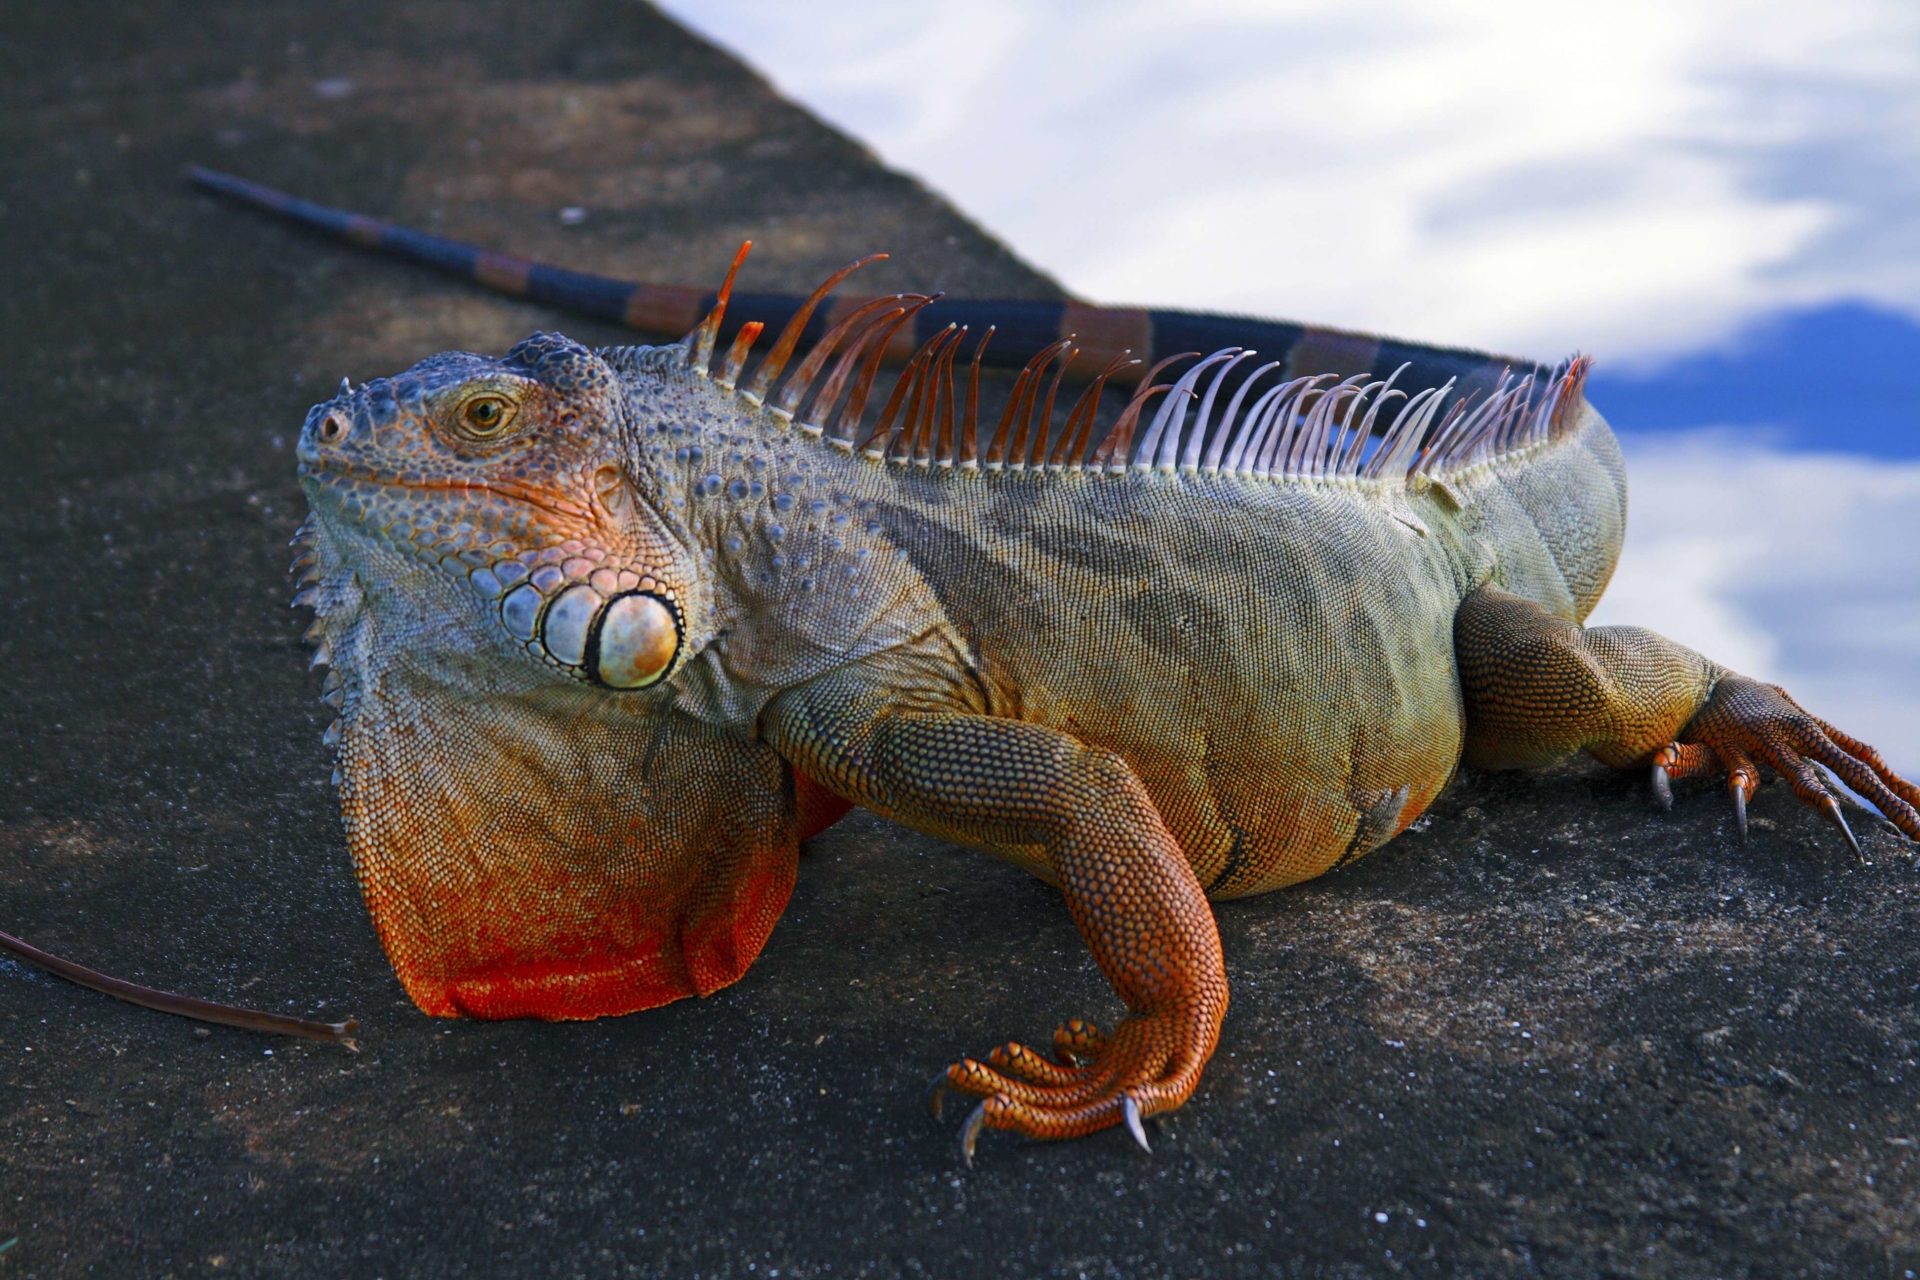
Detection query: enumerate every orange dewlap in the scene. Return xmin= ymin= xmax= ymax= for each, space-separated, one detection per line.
xmin=795 ymin=768 xmax=856 ymax=842
xmin=391 ymin=771 xmax=848 ymax=1020
xmin=382 ymin=844 xmax=800 ymax=1021
xmin=390 ymin=768 xmax=845 ymax=1019
xmin=337 ymin=676 xmax=807 ymax=1022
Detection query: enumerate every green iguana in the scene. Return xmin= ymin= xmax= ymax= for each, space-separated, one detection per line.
xmin=205 ymin=171 xmax=1920 ymax=1164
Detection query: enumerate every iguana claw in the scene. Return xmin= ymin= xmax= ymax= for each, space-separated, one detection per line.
xmin=1732 ymin=783 xmax=1748 ymax=844
xmin=1651 ymin=764 xmax=1673 ymax=811
xmin=960 ymin=1100 xmax=989 ymax=1168
xmin=1123 ymin=1094 xmax=1151 ymax=1154
xmin=1819 ymin=794 xmax=1864 ymax=862
xmin=926 ymin=1073 xmax=951 ymax=1120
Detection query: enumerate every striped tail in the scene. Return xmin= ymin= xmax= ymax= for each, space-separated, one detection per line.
xmin=188 ymin=165 xmax=1549 ymax=407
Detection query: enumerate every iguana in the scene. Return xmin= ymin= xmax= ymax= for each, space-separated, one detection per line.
xmin=211 ymin=170 xmax=1920 ymax=1164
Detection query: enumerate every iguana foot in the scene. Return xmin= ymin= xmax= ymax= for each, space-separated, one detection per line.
xmin=929 ymin=1006 xmax=1217 ymax=1165
xmin=1650 ymin=675 xmax=1920 ymax=852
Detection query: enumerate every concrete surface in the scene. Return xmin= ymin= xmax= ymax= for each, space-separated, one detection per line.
xmin=4 ymin=4 xmax=1920 ymax=1277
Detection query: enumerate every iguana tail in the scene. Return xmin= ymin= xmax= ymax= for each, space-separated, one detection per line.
xmin=188 ymin=166 xmax=1547 ymax=405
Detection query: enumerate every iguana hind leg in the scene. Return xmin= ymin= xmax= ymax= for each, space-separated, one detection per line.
xmin=764 ymin=670 xmax=1228 ymax=1162
xmin=1456 ymin=586 xmax=1920 ymax=846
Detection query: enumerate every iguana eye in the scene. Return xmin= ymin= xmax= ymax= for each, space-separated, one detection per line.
xmin=457 ymin=394 xmax=516 ymax=438
xmin=589 ymin=592 xmax=681 ymax=689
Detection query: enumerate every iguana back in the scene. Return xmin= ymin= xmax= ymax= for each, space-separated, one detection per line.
xmin=574 ymin=283 xmax=1625 ymax=902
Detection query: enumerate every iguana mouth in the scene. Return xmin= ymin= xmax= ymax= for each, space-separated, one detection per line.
xmin=301 ymin=457 xmax=593 ymax=522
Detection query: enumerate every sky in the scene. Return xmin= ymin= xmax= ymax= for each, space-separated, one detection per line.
xmin=659 ymin=0 xmax=1920 ymax=774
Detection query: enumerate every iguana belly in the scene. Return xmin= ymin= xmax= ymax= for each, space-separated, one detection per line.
xmin=891 ymin=471 xmax=1470 ymax=899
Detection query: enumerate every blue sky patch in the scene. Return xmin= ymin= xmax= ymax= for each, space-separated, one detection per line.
xmin=1590 ymin=302 xmax=1920 ymax=458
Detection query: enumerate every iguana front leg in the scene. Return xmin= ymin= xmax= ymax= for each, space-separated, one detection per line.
xmin=763 ymin=668 xmax=1228 ymax=1163
xmin=1456 ymin=586 xmax=1920 ymax=847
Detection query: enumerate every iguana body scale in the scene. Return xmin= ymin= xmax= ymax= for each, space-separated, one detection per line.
xmin=242 ymin=173 xmax=1919 ymax=1160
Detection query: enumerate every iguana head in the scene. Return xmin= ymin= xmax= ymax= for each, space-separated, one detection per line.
xmin=297 ymin=331 xmax=697 ymax=696
xmin=290 ymin=248 xmax=942 ymax=1023
xmin=292 ymin=325 xmax=811 ymax=1024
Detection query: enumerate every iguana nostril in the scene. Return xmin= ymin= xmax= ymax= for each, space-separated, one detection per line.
xmin=541 ymin=584 xmax=603 ymax=666
xmin=591 ymin=592 xmax=679 ymax=689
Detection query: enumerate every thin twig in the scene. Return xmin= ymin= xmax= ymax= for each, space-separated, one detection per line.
xmin=0 ymin=928 xmax=359 ymax=1051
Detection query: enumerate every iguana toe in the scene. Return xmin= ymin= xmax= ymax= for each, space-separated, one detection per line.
xmin=932 ymin=1008 xmax=1208 ymax=1161
xmin=1053 ymin=1018 xmax=1107 ymax=1065
xmin=1653 ymin=675 xmax=1920 ymax=849
xmin=986 ymin=1038 xmax=1084 ymax=1086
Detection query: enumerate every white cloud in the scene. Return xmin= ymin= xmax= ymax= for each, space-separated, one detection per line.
xmin=661 ymin=0 xmax=1920 ymax=364
xmin=1590 ymin=433 xmax=1920 ymax=776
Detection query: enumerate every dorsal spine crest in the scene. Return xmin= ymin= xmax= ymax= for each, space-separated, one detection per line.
xmin=678 ymin=244 xmax=1594 ymax=492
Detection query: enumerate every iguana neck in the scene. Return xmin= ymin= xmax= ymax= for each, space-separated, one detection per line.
xmin=613 ymin=347 xmax=955 ymax=727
